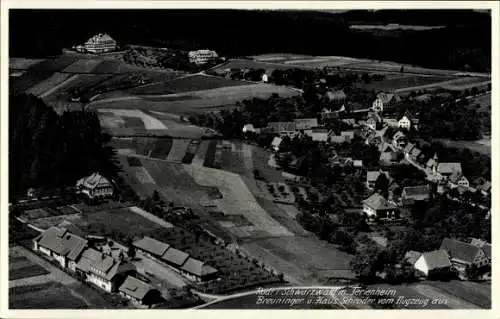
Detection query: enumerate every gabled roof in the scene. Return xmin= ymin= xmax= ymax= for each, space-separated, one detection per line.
xmin=377 ymin=92 xmax=400 ymax=104
xmin=410 ymin=147 xmax=422 ymax=158
xmin=449 ymin=173 xmax=468 ymax=184
xmin=404 ymin=142 xmax=416 ymax=154
xmin=76 ymin=248 xmax=135 ymax=280
xmin=420 ymin=250 xmax=452 ymax=270
xmin=293 ymin=118 xmax=319 ymax=130
xmin=161 ymin=247 xmax=189 ymax=266
xmin=470 ymin=238 xmax=491 ymax=259
xmin=267 ymin=122 xmax=297 ymax=133
xmin=86 ymin=33 xmax=115 ymax=44
xmin=181 ymin=258 xmax=218 ymax=277
xmin=437 ymin=163 xmax=462 ymax=175
xmin=440 ymin=238 xmax=482 ymax=264
xmin=271 ymin=137 xmax=283 ymax=149
xmin=36 ymin=226 xmax=87 ymax=261
xmin=477 ymin=181 xmax=491 ymax=192
xmin=379 ymin=142 xmax=396 ymax=153
xmin=77 ymin=172 xmax=112 ymax=190
xmin=367 ymin=170 xmax=390 ymax=183
xmin=363 ymin=193 xmax=396 ymax=211
xmin=133 ymin=237 xmax=170 ymax=257
xmin=119 ymin=276 xmax=153 ymax=300
xmin=402 ymin=185 xmax=431 ymax=200
xmin=404 ymin=250 xmax=422 ymax=265
xmin=426 ymin=158 xmax=437 ymax=168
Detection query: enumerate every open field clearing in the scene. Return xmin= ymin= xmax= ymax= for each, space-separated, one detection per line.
xmin=433 ymin=138 xmax=491 ymax=156
xmin=439 ymin=78 xmax=491 ymax=91
xmin=9 ymin=282 xmax=88 ymax=309
xmin=25 ymin=72 xmax=72 ymax=96
xmin=29 ymin=214 xmax=82 ymax=230
xmin=10 ymin=70 xmax=55 ymax=94
xmin=213 ymin=59 xmax=315 ymax=73
xmin=9 ymin=256 xmax=50 ymax=281
xmin=74 ymin=206 xmax=165 ymax=239
xmin=427 ymin=280 xmax=491 ymax=309
xmin=92 ymin=84 xmax=299 ymax=116
xmin=252 ymin=53 xmax=320 ymax=62
xmin=184 ymin=164 xmax=294 ymax=238
xmin=62 ymin=59 xmax=103 ymax=73
xmin=255 ymin=197 xmax=310 ymax=236
xmin=128 ymin=206 xmax=174 ymax=229
xmin=472 ymin=93 xmax=491 ymax=109
xmin=166 ymin=139 xmax=191 ymax=162
xmin=98 ymin=108 xmax=167 ymax=130
xmin=129 ymin=74 xmax=250 ymax=95
xmin=355 ymin=75 xmax=454 ymax=92
xmin=140 ymin=159 xmax=212 ymax=207
xmin=43 ymin=74 xmax=110 ymax=101
xmin=340 ymin=61 xmax=462 ymax=76
xmin=368 ymin=284 xmax=452 ymax=309
xmin=27 ymin=55 xmax=80 ymax=72
xmin=9 ymin=58 xmax=45 ymax=69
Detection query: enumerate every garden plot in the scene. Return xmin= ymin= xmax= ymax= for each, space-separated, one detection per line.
xmin=98 ymin=109 xmax=167 ymax=130
xmin=184 ymin=164 xmax=294 ymax=238
xmin=166 ymin=139 xmax=191 ymax=162
xmin=9 ymin=256 xmax=50 ymax=281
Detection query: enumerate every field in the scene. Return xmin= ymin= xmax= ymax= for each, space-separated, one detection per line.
xmin=29 ymin=55 xmax=80 ymax=73
xmin=63 ymin=59 xmax=103 ymax=73
xmin=339 ymin=61 xmax=462 ymax=76
xmin=427 ymin=281 xmax=491 ymax=308
xmin=74 ymin=205 xmax=166 ymax=239
xmin=355 ymin=75 xmax=454 ymax=92
xmin=129 ymin=74 xmax=250 ymax=95
xmin=10 ymin=70 xmax=55 ymax=94
xmin=440 ymin=77 xmax=491 ymax=91
xmin=166 ymin=139 xmax=192 ymax=162
xmin=9 ymin=58 xmax=45 ymax=69
xmin=10 ymin=282 xmax=88 ymax=309
xmin=25 ymin=73 xmax=72 ymax=96
xmin=212 ymin=59 xmax=315 ymax=73
xmin=9 ymin=256 xmax=50 ymax=280
xmin=91 ymin=83 xmax=299 ymax=116
xmin=98 ymin=108 xmax=167 ymax=130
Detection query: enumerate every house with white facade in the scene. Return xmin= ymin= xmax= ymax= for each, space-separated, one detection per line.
xmin=188 ymin=49 xmax=219 ymax=65
xmin=84 ymin=33 xmax=117 ymax=53
xmin=362 ymin=193 xmax=399 ymax=220
xmin=372 ymin=93 xmax=401 ymax=112
xmin=440 ymin=238 xmax=490 ymax=277
xmin=413 ymin=250 xmax=452 ymax=278
xmin=118 ymin=276 xmax=161 ymax=306
xmin=76 ymin=172 xmax=114 ymax=199
xmin=33 ymin=226 xmax=88 ymax=271
xmin=75 ymin=247 xmax=136 ymax=293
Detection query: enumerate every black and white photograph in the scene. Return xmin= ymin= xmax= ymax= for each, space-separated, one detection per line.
xmin=2 ymin=1 xmax=496 ymax=314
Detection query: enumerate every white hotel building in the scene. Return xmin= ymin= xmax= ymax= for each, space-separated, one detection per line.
xmin=84 ymin=33 xmax=117 ymax=54
xmin=188 ymin=49 xmax=219 ymax=65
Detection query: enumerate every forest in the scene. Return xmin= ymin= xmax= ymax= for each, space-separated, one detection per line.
xmin=10 ymin=9 xmax=491 ymax=72
xmin=9 ymin=94 xmax=118 ymax=200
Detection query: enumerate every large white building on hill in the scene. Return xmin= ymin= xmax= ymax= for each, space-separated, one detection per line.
xmin=84 ymin=33 xmax=117 ymax=53
xmin=188 ymin=49 xmax=218 ymax=65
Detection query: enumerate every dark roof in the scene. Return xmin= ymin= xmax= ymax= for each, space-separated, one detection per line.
xmin=267 ymin=122 xmax=297 ymax=133
xmin=403 ymin=143 xmax=415 ymax=154
xmin=119 ymin=276 xmax=152 ymax=300
xmin=402 ymin=185 xmax=431 ymax=201
xmin=133 ymin=237 xmax=170 ymax=257
xmin=404 ymin=251 xmax=422 ymax=265
xmin=440 ymin=238 xmax=482 ymax=264
xmin=470 ymin=238 xmax=491 ymax=259
xmin=76 ymin=248 xmax=136 ymax=280
xmin=36 ymin=226 xmax=87 ymax=261
xmin=363 ymin=193 xmax=396 ymax=211
xmin=161 ymin=247 xmax=189 ymax=266
xmin=478 ymin=181 xmax=491 ymax=192
xmin=181 ymin=258 xmax=218 ymax=277
xmin=421 ymin=250 xmax=452 ymax=270
xmin=293 ymin=118 xmax=319 ymax=130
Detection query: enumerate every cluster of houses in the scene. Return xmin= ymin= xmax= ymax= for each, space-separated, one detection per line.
xmin=133 ymin=236 xmax=219 ymax=283
xmin=31 ymin=226 xmax=219 ymax=306
xmin=404 ymin=237 xmax=491 ymax=280
xmin=32 ymin=226 xmax=160 ymax=306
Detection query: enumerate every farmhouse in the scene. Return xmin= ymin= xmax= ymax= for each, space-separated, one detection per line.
xmin=372 ymin=92 xmax=401 ymax=112
xmin=437 ymin=163 xmax=462 ymax=179
xmin=118 ymin=275 xmax=161 ymax=306
xmin=76 ymin=172 xmax=114 ymax=199
xmin=83 ymin=33 xmax=117 ymax=54
xmin=325 ymin=90 xmax=346 ymax=107
xmin=304 ymin=128 xmax=330 ymax=142
xmin=133 ymin=237 xmax=219 ymax=282
xmin=470 ymin=238 xmax=491 ymax=262
xmin=440 ymin=238 xmax=490 ymax=276
xmin=401 ymin=185 xmax=431 ymax=205
xmin=266 ymin=122 xmax=297 ymax=136
xmin=362 ymin=193 xmax=399 ymax=220
xmin=293 ymin=118 xmax=319 ymax=131
xmin=404 ymin=251 xmax=422 ymax=266
xmin=413 ymin=250 xmax=452 ymax=278
xmin=449 ymin=173 xmax=470 ymax=188
xmin=33 ymin=226 xmax=88 ymax=271
xmin=188 ymin=49 xmax=219 ymax=65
